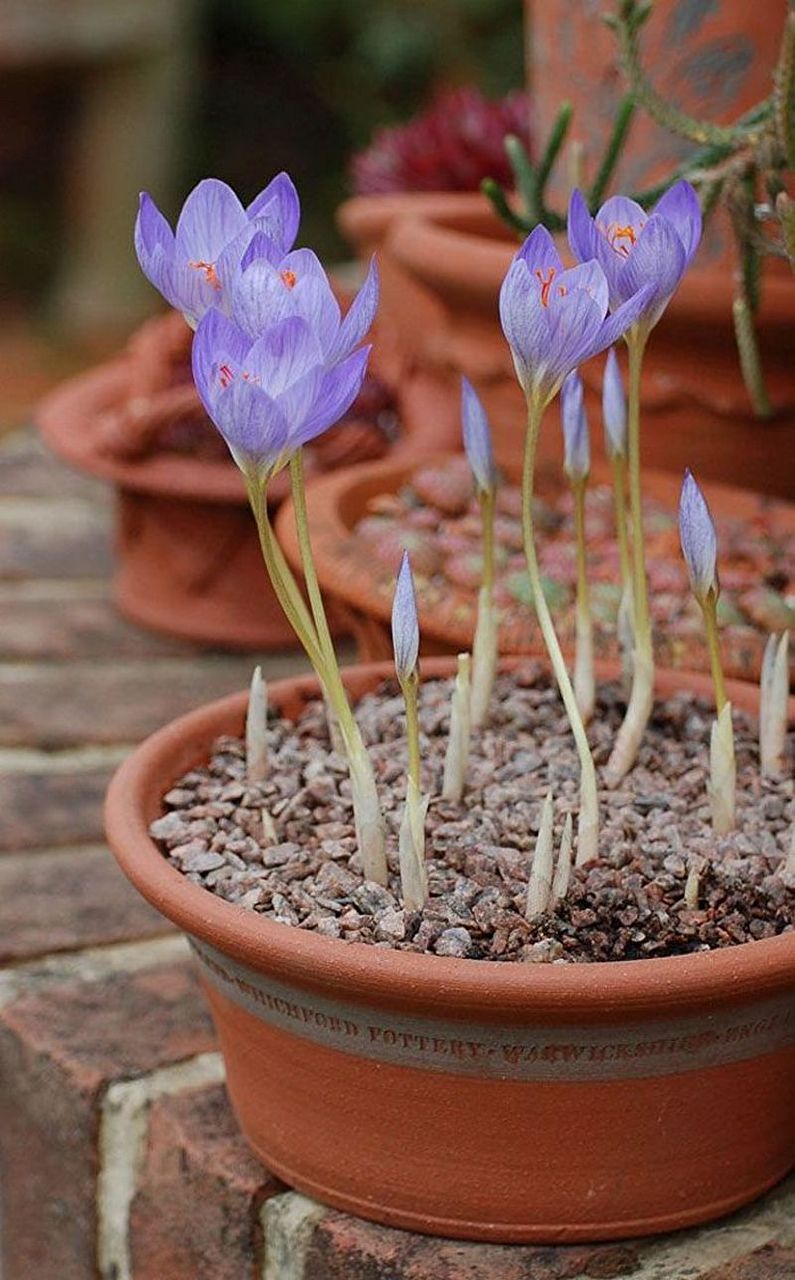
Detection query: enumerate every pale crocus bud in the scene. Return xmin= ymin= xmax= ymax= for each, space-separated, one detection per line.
xmin=391 ymin=551 xmax=419 ymax=682
xmin=760 ymin=631 xmax=790 ymax=777
xmin=709 ymin=702 xmax=736 ymax=835
xmin=679 ymin=469 xmax=719 ymax=604
xmin=561 ymin=370 xmax=590 ymax=484
xmin=550 ymin=812 xmax=573 ymax=906
xmin=602 ymin=347 xmax=627 ymax=458
xmin=526 ymin=792 xmax=555 ymax=919
xmin=245 ymin=666 xmax=269 ymax=782
xmin=461 ymin=376 xmax=497 ymax=494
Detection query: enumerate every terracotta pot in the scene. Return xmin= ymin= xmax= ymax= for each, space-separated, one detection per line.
xmin=106 ymin=655 xmax=795 ymax=1242
xmin=382 ymin=200 xmax=795 ymax=498
xmin=36 ymin=308 xmax=445 ymax=651
xmin=275 ymin=452 xmax=795 ymax=672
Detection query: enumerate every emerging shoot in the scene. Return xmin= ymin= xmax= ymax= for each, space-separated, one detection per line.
xmin=245 ymin=665 xmax=269 ymax=782
xmin=551 ymin=811 xmax=573 ymax=906
xmin=603 ymin=348 xmax=634 ymax=686
xmin=526 ymin=792 xmax=555 ymax=919
xmin=461 ymin=378 xmax=499 ymax=728
xmin=442 ymin=653 xmax=472 ymax=803
xmin=760 ymin=632 xmax=790 ymax=777
xmin=679 ymin=470 xmax=736 ymax=833
xmin=392 ymin=553 xmax=428 ymax=909
xmin=561 ymin=371 xmax=595 ymax=722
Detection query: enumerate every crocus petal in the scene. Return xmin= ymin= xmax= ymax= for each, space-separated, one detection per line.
xmin=561 ymin=371 xmax=590 ymax=482
xmin=392 ymin=551 xmax=419 ymax=680
xmin=553 ymin=260 xmax=609 ymax=319
xmin=545 ymin=289 xmax=606 ymax=389
xmin=247 ymin=315 xmax=323 ymax=394
xmin=515 ymin=224 xmax=563 ymax=277
xmin=602 ymin=348 xmax=627 ymax=458
xmin=461 ymin=376 xmax=497 ymax=492
xmin=615 ymin=213 xmax=687 ymax=327
xmin=298 ymin=345 xmax=371 ymax=443
xmin=327 ymin=256 xmax=379 ymax=363
xmin=499 ymin=260 xmax=551 ymax=393
xmin=679 ymin=469 xmax=718 ymax=602
xmin=220 ymin=380 xmax=292 ymax=474
xmin=567 ymin=189 xmax=606 ymax=271
xmin=174 ymin=178 xmax=248 ymax=262
xmin=231 ymin=258 xmax=292 ymax=337
xmin=594 ymin=194 xmax=647 ymax=242
xmin=191 ymin=309 xmax=252 ymax=413
xmin=239 ymin=229 xmax=283 ymax=272
xmin=134 ymin=192 xmax=174 ymax=262
xmin=653 ymin=179 xmax=702 ymax=265
xmin=246 ymin=172 xmax=301 ymax=253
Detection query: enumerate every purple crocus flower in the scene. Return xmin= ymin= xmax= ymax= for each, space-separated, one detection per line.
xmin=134 ymin=174 xmax=300 ymax=327
xmin=191 ymin=309 xmax=370 ymax=480
xmin=568 ymin=180 xmax=702 ymax=333
xmin=229 ymin=234 xmax=379 ymax=365
xmin=679 ymin=469 xmax=719 ymax=603
xmin=461 ymin=377 xmax=497 ymax=493
xmin=391 ymin=552 xmax=420 ymax=681
xmin=499 ymin=225 xmax=654 ymax=406
xmin=560 ymin=371 xmax=590 ymax=483
xmin=602 ymin=348 xmax=627 ymax=458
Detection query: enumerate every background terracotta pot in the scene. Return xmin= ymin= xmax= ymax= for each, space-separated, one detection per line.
xmin=275 ymin=453 xmax=795 ymax=671
xmin=379 ymin=203 xmax=795 ymax=497
xmin=106 ymin=656 xmax=795 ymax=1243
xmin=36 ymin=307 xmax=451 ymax=650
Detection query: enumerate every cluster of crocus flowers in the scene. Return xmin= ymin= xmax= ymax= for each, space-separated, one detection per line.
xmin=136 ymin=175 xmax=387 ymax=885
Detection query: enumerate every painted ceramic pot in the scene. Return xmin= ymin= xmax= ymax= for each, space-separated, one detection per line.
xmin=274 ymin=453 xmax=795 ymax=673
xmin=36 ymin=308 xmax=452 ymax=650
xmin=105 ymin=656 xmax=795 ymax=1243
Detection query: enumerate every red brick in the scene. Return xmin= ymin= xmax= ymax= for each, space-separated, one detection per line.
xmin=702 ymin=1244 xmax=795 ymax=1279
xmin=0 ymin=959 xmax=216 ymax=1280
xmin=0 ymin=845 xmax=172 ymax=961
xmin=0 ymin=656 xmax=256 ymax=747
xmin=302 ymin=1211 xmax=641 ymax=1279
xmin=0 ymin=764 xmax=115 ymax=851
xmin=130 ymin=1082 xmax=281 ymax=1279
xmin=0 ymin=586 xmax=197 ymax=660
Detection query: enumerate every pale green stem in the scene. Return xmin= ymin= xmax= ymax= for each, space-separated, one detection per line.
xmin=611 ymin=455 xmax=633 ymax=605
xmin=480 ymin=486 xmax=496 ymax=593
xmin=606 ymin=328 xmax=654 ymax=782
xmin=523 ymin=398 xmax=598 ymax=865
xmin=572 ymin=478 xmax=595 ymax=723
xmin=701 ymin=594 xmax=728 ymax=714
xmin=400 ymin=672 xmax=422 ymax=795
xmin=471 ymin=486 xmax=498 ymax=729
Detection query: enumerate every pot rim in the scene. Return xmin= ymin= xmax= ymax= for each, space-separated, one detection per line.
xmin=106 ymin=655 xmax=795 ymax=1026
xmin=275 ymin=451 xmax=795 ymax=652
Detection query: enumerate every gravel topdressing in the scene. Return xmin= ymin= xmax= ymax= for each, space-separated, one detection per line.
xmin=150 ymin=666 xmax=794 ymax=963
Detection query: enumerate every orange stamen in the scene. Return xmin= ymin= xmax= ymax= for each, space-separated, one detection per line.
xmin=190 ymin=260 xmax=221 ymax=290
xmin=607 ymin=222 xmax=643 ymax=257
xmin=219 ymin=363 xmax=233 ymax=389
xmin=535 ymin=267 xmax=556 ymax=307
xmin=280 ymin=269 xmax=297 ymax=289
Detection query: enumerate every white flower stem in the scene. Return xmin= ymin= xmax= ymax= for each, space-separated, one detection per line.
xmin=607 ymin=329 xmax=654 ymax=782
xmin=701 ymin=595 xmax=728 ymax=714
xmin=611 ymin=454 xmax=635 ymax=686
xmin=572 ymin=479 xmax=595 ymax=723
xmin=470 ymin=487 xmax=498 ymax=728
xmin=523 ymin=398 xmax=598 ymax=864
xmin=443 ymin=653 xmax=472 ymax=802
xmin=760 ymin=631 xmax=790 ymax=777
xmin=526 ymin=791 xmax=555 ymax=919
xmin=710 ymin=701 xmax=736 ymax=835
xmin=397 ymin=672 xmax=428 ymax=909
xmin=245 ymin=665 xmax=269 ymax=782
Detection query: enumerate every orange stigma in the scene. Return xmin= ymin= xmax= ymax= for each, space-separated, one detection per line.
xmin=606 ymin=222 xmax=642 ymax=257
xmin=535 ymin=266 xmax=557 ymax=307
xmin=190 ymin=260 xmax=221 ymax=290
xmin=280 ymin=269 xmax=297 ymax=289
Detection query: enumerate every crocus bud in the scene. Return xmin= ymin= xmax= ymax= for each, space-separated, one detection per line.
xmin=526 ymin=792 xmax=554 ymax=919
xmin=561 ymin=371 xmax=590 ymax=484
xmin=602 ymin=348 xmax=627 ymax=458
xmin=245 ymin=666 xmax=269 ymax=782
xmin=391 ymin=551 xmax=419 ymax=682
xmin=679 ymin=469 xmax=719 ymax=604
xmin=550 ymin=811 xmax=573 ymax=906
xmin=461 ymin=377 xmax=497 ymax=494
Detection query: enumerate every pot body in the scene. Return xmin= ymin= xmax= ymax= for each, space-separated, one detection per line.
xmin=106 ymin=658 xmax=795 ymax=1242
